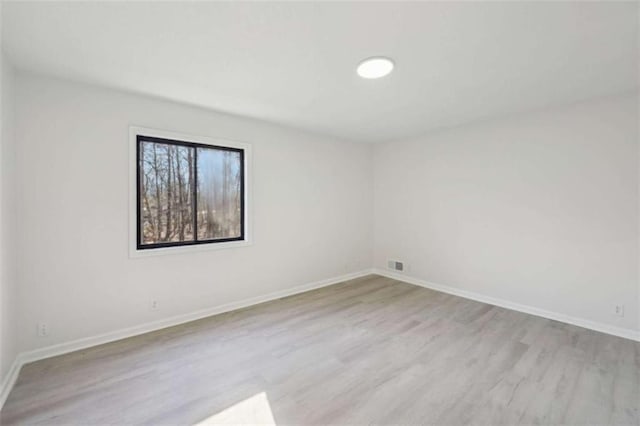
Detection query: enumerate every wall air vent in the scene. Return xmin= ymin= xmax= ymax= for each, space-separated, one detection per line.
xmin=387 ymin=260 xmax=404 ymax=272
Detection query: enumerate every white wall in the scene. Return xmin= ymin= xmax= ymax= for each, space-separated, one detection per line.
xmin=374 ymin=93 xmax=639 ymax=333
xmin=1 ymin=53 xmax=18 ymax=381
xmin=13 ymin=72 xmax=373 ymax=352
xmin=1 ymin=0 xmax=19 ymax=388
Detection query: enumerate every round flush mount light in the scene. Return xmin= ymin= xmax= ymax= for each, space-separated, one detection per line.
xmin=357 ymin=57 xmax=394 ymax=79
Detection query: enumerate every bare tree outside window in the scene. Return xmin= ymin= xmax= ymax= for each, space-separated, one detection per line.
xmin=137 ymin=136 xmax=244 ymax=249
xmin=197 ymin=148 xmax=242 ymax=240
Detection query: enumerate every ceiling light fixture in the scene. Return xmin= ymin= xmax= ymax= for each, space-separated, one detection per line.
xmin=357 ymin=57 xmax=394 ymax=79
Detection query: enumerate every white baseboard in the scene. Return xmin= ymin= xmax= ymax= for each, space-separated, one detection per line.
xmin=0 ymin=269 xmax=374 ymax=410
xmin=4 ymin=268 xmax=636 ymax=410
xmin=0 ymin=356 xmax=22 ymax=410
xmin=373 ymin=268 xmax=640 ymax=342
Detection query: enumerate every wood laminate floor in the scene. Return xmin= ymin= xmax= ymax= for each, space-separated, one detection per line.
xmin=2 ymin=275 xmax=639 ymax=425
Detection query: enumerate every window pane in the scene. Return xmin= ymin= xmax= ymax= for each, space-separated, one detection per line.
xmin=196 ymin=147 xmax=242 ymax=240
xmin=139 ymin=141 xmax=195 ymax=245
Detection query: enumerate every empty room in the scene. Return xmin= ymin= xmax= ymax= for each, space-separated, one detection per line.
xmin=0 ymin=1 xmax=638 ymax=425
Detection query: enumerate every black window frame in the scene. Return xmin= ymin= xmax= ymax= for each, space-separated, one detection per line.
xmin=136 ymin=134 xmax=246 ymax=250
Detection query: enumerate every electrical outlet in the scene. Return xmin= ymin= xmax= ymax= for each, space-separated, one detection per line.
xmin=37 ymin=322 xmax=49 ymax=337
xmin=614 ymin=305 xmax=624 ymax=317
xmin=150 ymin=300 xmax=159 ymax=310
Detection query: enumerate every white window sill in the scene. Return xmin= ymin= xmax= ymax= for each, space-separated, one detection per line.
xmin=129 ymin=239 xmax=253 ymax=258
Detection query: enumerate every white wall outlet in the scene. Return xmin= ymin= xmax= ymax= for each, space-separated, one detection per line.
xmin=150 ymin=300 xmax=159 ymax=310
xmin=37 ymin=322 xmax=49 ymax=337
xmin=614 ymin=304 xmax=624 ymax=317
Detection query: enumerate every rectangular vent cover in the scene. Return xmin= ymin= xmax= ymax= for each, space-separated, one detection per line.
xmin=388 ymin=260 xmax=404 ymax=272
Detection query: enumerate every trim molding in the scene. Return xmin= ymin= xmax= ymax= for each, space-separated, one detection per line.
xmin=0 ymin=269 xmax=374 ymax=410
xmin=3 ymin=268 xmax=637 ymax=410
xmin=0 ymin=356 xmax=22 ymax=410
xmin=373 ymin=269 xmax=640 ymax=342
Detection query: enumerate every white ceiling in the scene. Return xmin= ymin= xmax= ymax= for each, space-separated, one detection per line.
xmin=2 ymin=1 xmax=638 ymax=143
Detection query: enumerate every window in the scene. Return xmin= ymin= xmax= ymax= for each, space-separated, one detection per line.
xmin=131 ymin=128 xmax=250 ymax=254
